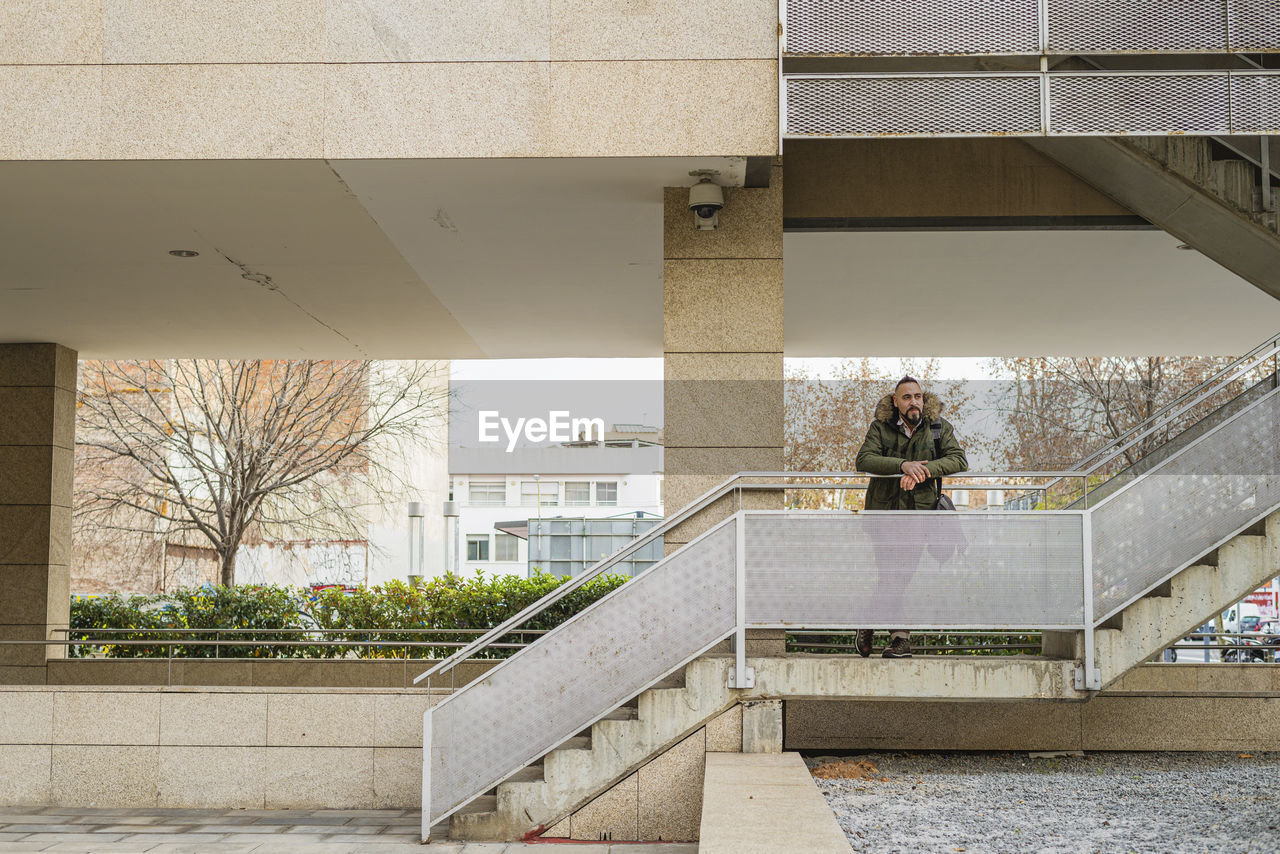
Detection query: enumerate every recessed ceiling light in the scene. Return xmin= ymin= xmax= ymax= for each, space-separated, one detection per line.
xmin=1175 ymin=244 xmax=1194 ymax=251
xmin=169 ymin=249 xmax=199 ymax=258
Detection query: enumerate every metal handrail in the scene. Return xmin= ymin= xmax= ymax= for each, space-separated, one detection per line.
xmin=411 ymin=470 xmax=1088 ymax=685
xmin=52 ymin=628 xmax=548 ymax=635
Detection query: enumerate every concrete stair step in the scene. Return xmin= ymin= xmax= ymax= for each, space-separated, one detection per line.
xmin=557 ymin=735 xmax=590 ymax=752
xmin=599 ymin=706 xmax=639 ymax=721
xmin=455 ymin=795 xmax=496 ymax=816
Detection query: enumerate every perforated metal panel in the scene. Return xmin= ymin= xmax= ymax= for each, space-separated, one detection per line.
xmin=1229 ymin=0 xmax=1280 ymax=51
xmin=1231 ymin=73 xmax=1280 ymax=134
xmin=743 ymin=512 xmax=1085 ymax=628
xmin=1049 ymin=73 xmax=1230 ymax=135
xmin=1048 ymin=0 xmax=1228 ymax=53
xmin=1091 ymin=389 xmax=1280 ymax=624
xmin=425 ymin=521 xmax=737 ymax=825
xmin=784 ymin=0 xmax=1038 ymax=57
xmin=786 ymin=75 xmax=1042 ymax=138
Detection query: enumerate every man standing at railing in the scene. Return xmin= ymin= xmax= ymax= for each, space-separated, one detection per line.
xmin=854 ymin=376 xmax=969 ymax=658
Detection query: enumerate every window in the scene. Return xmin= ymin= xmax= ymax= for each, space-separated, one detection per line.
xmin=565 ymin=481 xmax=591 ymax=506
xmin=468 ymin=480 xmax=506 ymax=506
xmin=495 ymin=532 xmax=519 ymax=562
xmin=595 ymin=481 xmax=618 ymax=506
xmin=466 ymin=535 xmax=489 ymax=561
xmin=521 ymin=480 xmax=558 ymax=507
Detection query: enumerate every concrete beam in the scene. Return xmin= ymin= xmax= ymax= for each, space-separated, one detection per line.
xmin=1025 ymin=136 xmax=1280 ymax=302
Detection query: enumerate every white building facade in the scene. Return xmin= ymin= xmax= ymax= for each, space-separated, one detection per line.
xmin=450 ymin=469 xmax=663 ymax=578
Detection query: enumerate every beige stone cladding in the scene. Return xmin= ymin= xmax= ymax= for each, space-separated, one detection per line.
xmin=0 ymin=344 xmax=77 ymax=683
xmin=0 ymin=1 xmax=778 ymax=160
xmin=663 ymin=162 xmax=784 ymax=551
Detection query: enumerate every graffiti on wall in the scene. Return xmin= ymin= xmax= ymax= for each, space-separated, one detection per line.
xmin=238 ymin=540 xmax=368 ymax=587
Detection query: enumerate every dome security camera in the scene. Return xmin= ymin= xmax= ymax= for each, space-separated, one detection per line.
xmin=689 ymin=179 xmax=724 ymax=231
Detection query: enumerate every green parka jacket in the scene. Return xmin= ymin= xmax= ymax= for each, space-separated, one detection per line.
xmin=855 ymin=391 xmax=969 ymax=510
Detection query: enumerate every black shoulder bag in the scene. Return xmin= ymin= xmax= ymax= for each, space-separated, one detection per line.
xmin=930 ymin=419 xmax=956 ymax=511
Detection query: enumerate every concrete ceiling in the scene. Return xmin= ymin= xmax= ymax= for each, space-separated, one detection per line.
xmin=783 ymin=230 xmax=1280 ymax=357
xmin=2 ymin=157 xmax=1278 ymax=359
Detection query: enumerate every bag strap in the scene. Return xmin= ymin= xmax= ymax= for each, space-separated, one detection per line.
xmin=930 ymin=419 xmax=944 ymax=496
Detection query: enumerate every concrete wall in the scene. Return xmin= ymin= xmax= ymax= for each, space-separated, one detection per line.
xmin=786 ymin=664 xmax=1280 ymax=753
xmin=542 ymin=706 xmax=744 ymax=842
xmin=45 ymin=658 xmax=499 ymax=689
xmin=783 ymin=139 xmax=1137 ymax=221
xmin=0 ymin=0 xmax=778 ymax=160
xmin=4 ymin=666 xmax=1278 ymax=813
xmin=0 ymin=685 xmax=441 ymax=809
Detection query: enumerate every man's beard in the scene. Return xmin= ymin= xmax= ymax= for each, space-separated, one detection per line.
xmin=901 ymin=407 xmax=922 ymax=426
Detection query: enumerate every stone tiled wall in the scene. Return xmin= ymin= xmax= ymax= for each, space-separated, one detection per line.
xmin=0 ymin=1 xmax=778 ymax=159
xmin=0 ymin=344 xmax=77 ymax=685
xmin=0 ymin=686 xmax=443 ymax=809
xmin=662 ymin=162 xmax=785 ymax=552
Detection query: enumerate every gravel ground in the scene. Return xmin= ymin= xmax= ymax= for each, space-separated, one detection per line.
xmin=806 ymin=751 xmax=1280 ymax=854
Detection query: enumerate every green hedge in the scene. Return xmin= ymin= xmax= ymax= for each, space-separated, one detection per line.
xmin=69 ymin=571 xmax=629 ymax=659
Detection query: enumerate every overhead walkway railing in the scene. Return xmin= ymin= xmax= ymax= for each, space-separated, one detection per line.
xmin=783 ymin=70 xmax=1280 ymax=138
xmin=783 ymin=0 xmax=1280 ymax=58
xmin=780 ymin=0 xmax=1280 ymax=138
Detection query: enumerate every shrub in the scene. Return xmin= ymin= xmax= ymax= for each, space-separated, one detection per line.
xmin=69 ymin=571 xmax=629 ymax=659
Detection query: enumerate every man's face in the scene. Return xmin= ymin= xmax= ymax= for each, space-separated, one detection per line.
xmin=895 ymin=382 xmax=924 ymax=426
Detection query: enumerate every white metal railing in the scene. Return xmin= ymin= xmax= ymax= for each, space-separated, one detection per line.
xmin=421 ymin=500 xmax=1095 ymax=837
xmin=783 ymin=70 xmax=1280 ymax=138
xmin=783 ymin=0 xmax=1280 ymax=57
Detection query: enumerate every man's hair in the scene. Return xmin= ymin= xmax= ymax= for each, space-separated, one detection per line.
xmin=895 ymin=375 xmax=921 ymax=392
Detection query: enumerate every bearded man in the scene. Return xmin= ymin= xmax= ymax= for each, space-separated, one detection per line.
xmin=853 ymin=376 xmax=969 ymax=659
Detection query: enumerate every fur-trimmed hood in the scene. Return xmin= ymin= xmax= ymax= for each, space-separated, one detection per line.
xmin=874 ymin=391 xmax=943 ymax=424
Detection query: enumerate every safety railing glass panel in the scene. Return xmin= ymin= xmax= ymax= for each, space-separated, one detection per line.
xmin=424 ymin=520 xmax=738 ymax=827
xmin=1090 ymin=387 xmax=1280 ymax=624
xmin=743 ymin=512 xmax=1086 ymax=629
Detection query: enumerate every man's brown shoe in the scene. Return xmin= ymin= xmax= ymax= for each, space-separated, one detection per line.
xmin=855 ymin=629 xmax=873 ymax=658
xmin=882 ymin=637 xmax=912 ymax=659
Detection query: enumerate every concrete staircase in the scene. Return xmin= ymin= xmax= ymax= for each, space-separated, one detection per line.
xmin=1025 ymin=135 xmax=1280 ymax=301
xmin=1048 ymin=509 xmax=1280 ymax=691
xmin=448 ymin=657 xmax=738 ymax=841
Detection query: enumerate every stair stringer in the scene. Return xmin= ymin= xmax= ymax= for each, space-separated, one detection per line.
xmin=1091 ymin=508 xmax=1280 ymax=690
xmin=449 ymin=656 xmax=737 ymax=841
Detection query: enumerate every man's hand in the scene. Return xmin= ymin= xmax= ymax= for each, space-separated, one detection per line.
xmin=900 ymin=460 xmax=930 ymax=491
xmin=901 ymin=461 xmax=931 ymax=480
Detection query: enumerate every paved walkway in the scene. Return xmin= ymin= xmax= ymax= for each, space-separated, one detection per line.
xmin=0 ymin=808 xmax=700 ymax=853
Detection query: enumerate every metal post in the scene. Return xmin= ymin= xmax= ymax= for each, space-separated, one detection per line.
xmin=1261 ymin=137 xmax=1274 ymax=213
xmin=421 ymin=706 xmax=432 ymax=842
xmin=1076 ymin=511 xmax=1100 ymax=691
xmin=728 ymin=513 xmax=755 ymax=689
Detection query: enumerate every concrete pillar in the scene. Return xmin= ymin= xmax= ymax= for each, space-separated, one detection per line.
xmin=663 ymin=161 xmax=784 ymax=554
xmin=0 ymin=344 xmax=76 ymax=684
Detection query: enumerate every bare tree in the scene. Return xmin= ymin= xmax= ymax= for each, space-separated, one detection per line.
xmin=76 ymin=359 xmax=450 ymax=586
xmin=987 ymin=355 xmax=1263 ymax=474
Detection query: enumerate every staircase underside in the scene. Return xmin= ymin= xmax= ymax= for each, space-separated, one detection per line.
xmin=1025 ymin=136 xmax=1280 ymax=301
